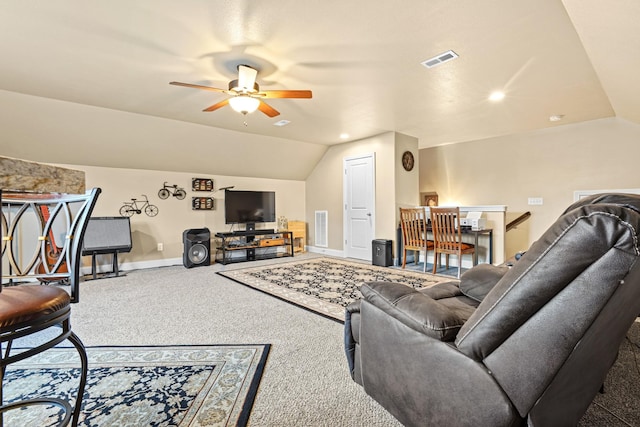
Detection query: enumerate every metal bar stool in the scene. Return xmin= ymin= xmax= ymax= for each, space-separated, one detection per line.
xmin=1 ymin=188 xmax=100 ymax=426
xmin=0 ymin=286 xmax=88 ymax=426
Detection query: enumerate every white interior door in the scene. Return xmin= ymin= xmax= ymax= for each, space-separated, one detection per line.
xmin=344 ymin=153 xmax=375 ymax=260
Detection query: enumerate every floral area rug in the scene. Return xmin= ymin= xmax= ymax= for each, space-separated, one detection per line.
xmin=3 ymin=344 xmax=270 ymax=427
xmin=218 ymin=257 xmax=449 ymax=322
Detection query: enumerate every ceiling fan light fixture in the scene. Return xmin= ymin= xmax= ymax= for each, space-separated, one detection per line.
xmin=170 ymin=64 xmax=309 ymax=118
xmin=229 ymin=95 xmax=260 ymax=114
xmin=228 ymin=79 xmax=259 ymax=93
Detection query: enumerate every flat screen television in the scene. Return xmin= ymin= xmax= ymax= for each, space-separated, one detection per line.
xmin=224 ymin=190 xmax=276 ymax=226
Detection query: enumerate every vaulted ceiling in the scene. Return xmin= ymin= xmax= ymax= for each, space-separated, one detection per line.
xmin=0 ymin=1 xmax=638 ymax=175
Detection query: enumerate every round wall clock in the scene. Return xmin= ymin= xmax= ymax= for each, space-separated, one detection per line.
xmin=402 ymin=151 xmax=415 ymax=171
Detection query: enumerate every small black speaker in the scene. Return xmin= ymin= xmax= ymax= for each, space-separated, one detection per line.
xmin=183 ymin=228 xmax=211 ymax=268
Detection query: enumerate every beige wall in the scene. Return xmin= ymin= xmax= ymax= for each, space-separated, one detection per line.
xmin=395 ymin=133 xmax=420 ymax=213
xmin=10 ymin=90 xmax=636 ymax=267
xmin=305 ymin=132 xmax=392 ymax=252
xmin=419 ymin=117 xmax=640 ymax=258
xmin=64 ymin=164 xmax=305 ymax=269
xmin=71 ymin=128 xmax=417 ymax=265
xmin=305 ymin=131 xmax=418 ymax=256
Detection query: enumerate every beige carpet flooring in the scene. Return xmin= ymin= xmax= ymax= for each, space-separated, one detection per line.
xmin=64 ymin=253 xmax=402 ymax=426
xmin=18 ymin=252 xmax=639 ymax=426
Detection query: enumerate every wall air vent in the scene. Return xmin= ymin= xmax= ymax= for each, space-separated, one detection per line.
xmin=315 ymin=210 xmax=328 ymax=248
xmin=421 ymin=50 xmax=459 ymax=68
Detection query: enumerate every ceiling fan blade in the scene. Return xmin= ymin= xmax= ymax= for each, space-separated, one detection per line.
xmin=203 ymin=98 xmax=230 ymax=112
xmin=237 ymin=65 xmax=258 ymax=91
xmin=261 ymin=90 xmax=312 ymax=99
xmin=169 ymin=81 xmax=226 ymax=92
xmin=258 ymin=101 xmax=280 ymax=117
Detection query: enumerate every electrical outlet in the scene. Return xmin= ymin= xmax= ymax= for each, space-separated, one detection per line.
xmin=528 ymin=197 xmax=543 ymax=205
xmin=157 ymin=243 xmax=164 ymax=251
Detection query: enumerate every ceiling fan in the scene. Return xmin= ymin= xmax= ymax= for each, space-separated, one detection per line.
xmin=170 ymin=65 xmax=312 ymax=117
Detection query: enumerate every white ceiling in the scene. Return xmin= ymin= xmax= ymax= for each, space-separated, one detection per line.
xmin=0 ymin=1 xmax=638 ymax=164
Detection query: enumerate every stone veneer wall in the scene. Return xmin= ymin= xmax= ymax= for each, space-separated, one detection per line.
xmin=0 ymin=156 xmax=85 ymax=193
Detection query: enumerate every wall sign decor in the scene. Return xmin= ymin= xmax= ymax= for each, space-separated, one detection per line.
xmin=192 ymin=178 xmax=214 ymax=192
xmin=192 ymin=197 xmax=215 ymax=210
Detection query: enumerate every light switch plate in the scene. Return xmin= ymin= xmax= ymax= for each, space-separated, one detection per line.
xmin=528 ymin=197 xmax=543 ymax=205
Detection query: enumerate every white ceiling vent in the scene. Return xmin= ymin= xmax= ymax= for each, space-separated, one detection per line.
xmin=421 ymin=50 xmax=459 ymax=68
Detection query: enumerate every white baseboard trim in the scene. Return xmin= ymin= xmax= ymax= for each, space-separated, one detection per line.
xmin=81 ymin=257 xmax=182 ymax=276
xmin=307 ymin=246 xmax=344 ymax=258
xmin=80 ymin=251 xmax=482 ymax=276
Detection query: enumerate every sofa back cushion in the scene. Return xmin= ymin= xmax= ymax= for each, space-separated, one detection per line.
xmin=453 ymin=194 xmax=640 ymax=415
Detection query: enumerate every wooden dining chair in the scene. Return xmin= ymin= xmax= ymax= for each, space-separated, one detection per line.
xmin=430 ymin=206 xmax=475 ymax=278
xmin=399 ymin=207 xmax=434 ymax=272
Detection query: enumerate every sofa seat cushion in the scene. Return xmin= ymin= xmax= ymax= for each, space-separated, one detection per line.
xmin=361 ymin=281 xmax=479 ymax=341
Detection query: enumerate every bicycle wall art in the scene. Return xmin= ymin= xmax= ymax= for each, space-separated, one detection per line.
xmin=120 ymin=195 xmax=159 ymax=217
xmin=158 ymin=182 xmax=186 ymax=200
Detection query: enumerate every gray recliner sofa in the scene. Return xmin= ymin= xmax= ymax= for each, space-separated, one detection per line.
xmin=345 ymin=193 xmax=640 ymax=426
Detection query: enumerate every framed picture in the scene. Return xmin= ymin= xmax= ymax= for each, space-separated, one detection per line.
xmin=420 ymin=192 xmax=439 ymax=207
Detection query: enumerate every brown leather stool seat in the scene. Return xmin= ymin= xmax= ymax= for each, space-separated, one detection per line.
xmin=0 ymin=286 xmax=88 ymax=427
xmin=0 ymin=286 xmax=70 ymax=329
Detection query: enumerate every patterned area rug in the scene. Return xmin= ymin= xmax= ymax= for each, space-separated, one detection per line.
xmin=218 ymin=257 xmax=449 ymax=322
xmin=3 ymin=344 xmax=270 ymax=427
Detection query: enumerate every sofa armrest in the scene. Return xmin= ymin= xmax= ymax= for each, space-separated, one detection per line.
xmin=344 ymin=300 xmax=362 ymax=378
xmin=361 ymin=281 xmax=467 ymax=341
xmin=459 ymin=264 xmax=510 ymax=303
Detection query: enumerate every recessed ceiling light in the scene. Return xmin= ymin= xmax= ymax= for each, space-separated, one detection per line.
xmin=273 ymin=120 xmax=290 ymax=127
xmin=421 ymin=50 xmax=459 ymax=68
xmin=549 ymin=114 xmax=565 ymax=122
xmin=340 ymin=133 xmax=349 ymax=139
xmin=488 ymin=91 xmax=505 ymax=102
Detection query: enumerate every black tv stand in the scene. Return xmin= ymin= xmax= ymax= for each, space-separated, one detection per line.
xmin=214 ymin=230 xmax=293 ymax=265
xmin=234 ymin=229 xmax=275 ymax=236
xmin=216 ymin=229 xmax=276 ymax=238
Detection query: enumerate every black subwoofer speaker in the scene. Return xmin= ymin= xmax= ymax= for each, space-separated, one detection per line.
xmin=183 ymin=228 xmax=211 ymax=268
